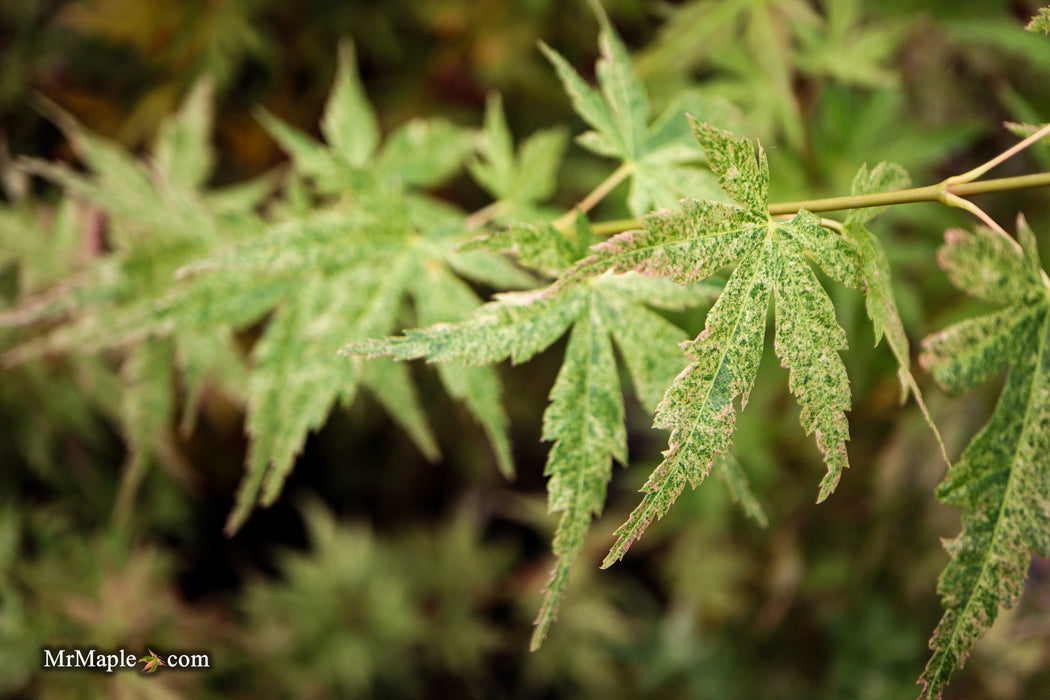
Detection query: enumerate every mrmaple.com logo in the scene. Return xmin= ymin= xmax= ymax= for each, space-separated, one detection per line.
xmin=42 ymin=647 xmax=210 ymax=673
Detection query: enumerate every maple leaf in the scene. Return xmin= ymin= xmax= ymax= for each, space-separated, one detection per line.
xmin=139 ymin=649 xmax=165 ymax=674
xmin=2 ymin=78 xmax=259 ymax=507
xmin=203 ymin=43 xmax=542 ymax=532
xmin=538 ymin=0 xmax=733 ymax=216
xmin=633 ymin=0 xmax=905 ymax=148
xmin=1026 ymin=6 xmax=1050 ymax=34
xmin=345 ymin=213 xmax=720 ymax=650
xmin=0 ymin=195 xmax=121 ymax=475
xmin=916 ymin=219 xmax=1050 ymax=699
xmin=1 ymin=43 xmax=538 ymax=534
xmin=468 ymin=94 xmax=568 ymax=223
xmin=559 ymin=119 xmax=865 ymax=567
xmin=842 ymin=163 xmax=946 ymax=459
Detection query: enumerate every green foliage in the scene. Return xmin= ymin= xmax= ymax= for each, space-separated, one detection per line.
xmin=0 ymin=508 xmax=223 ymax=698
xmin=470 ymin=94 xmax=568 ymax=223
xmin=538 ymin=1 xmax=732 ymax=216
xmin=635 ymin=0 xmax=906 ymax=148
xmin=4 ymin=2 xmax=1050 ymax=698
xmin=3 ymin=79 xmax=257 ymax=509
xmin=917 ymin=221 xmax=1050 ymax=698
xmin=1029 ymin=7 xmax=1050 ymax=35
xmin=347 ymin=215 xmax=720 ymax=650
xmin=240 ymin=499 xmax=512 ymax=697
xmin=564 ymin=121 xmax=867 ymax=567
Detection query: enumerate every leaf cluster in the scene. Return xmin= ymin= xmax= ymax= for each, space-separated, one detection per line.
xmin=3 ymin=4 xmax=1050 ymax=699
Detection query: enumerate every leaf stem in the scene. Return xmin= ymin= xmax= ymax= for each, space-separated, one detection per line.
xmin=944 ymin=122 xmax=1050 ymax=185
xmin=552 ymin=162 xmax=634 ymax=232
xmin=941 ymin=192 xmax=1019 ymax=252
xmin=768 ymin=172 xmax=1050 ymax=216
xmin=591 ymin=217 xmax=644 ymax=236
xmin=568 ymin=133 xmax=1050 ymax=239
xmin=463 ymin=200 xmax=507 ymax=231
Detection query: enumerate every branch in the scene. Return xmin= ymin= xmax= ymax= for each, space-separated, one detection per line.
xmin=582 ymin=172 xmax=1050 ymax=238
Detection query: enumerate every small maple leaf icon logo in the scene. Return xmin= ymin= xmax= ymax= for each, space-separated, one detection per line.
xmin=138 ymin=649 xmax=165 ymax=673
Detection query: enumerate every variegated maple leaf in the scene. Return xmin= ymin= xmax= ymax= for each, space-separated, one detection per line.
xmin=345 ymin=214 xmax=722 ymax=651
xmin=559 ymin=118 xmax=867 ymax=567
xmin=917 ymin=218 xmax=1050 ymax=699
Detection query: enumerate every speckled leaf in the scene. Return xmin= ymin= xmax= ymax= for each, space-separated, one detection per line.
xmin=562 ymin=198 xmax=762 ymax=287
xmin=1027 ymin=7 xmax=1050 ymax=34
xmin=346 ymin=266 xmax=714 ymax=649
xmin=345 ymin=289 xmax=585 ymax=366
xmin=412 ymin=266 xmax=514 ymax=478
xmin=597 ymin=121 xmax=858 ymax=565
xmin=689 ymin=118 xmax=768 ymax=214
xmin=917 ymin=224 xmax=1050 ymax=699
xmin=603 ymin=237 xmax=772 ymax=566
xmin=921 ymin=307 xmax=1033 ymax=395
xmin=772 ymin=234 xmax=851 ymax=501
xmin=532 ymin=296 xmax=626 ymax=650
xmin=467 ymin=221 xmax=579 ymax=278
xmin=937 ymin=226 xmax=1044 ymax=306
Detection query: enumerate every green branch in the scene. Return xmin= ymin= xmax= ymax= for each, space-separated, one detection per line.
xmin=579 ymin=171 xmax=1050 ymax=237
xmin=552 ymin=162 xmax=634 ymax=234
xmin=768 ymin=172 xmax=1050 ymax=215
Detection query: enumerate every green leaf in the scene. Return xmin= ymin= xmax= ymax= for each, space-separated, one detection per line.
xmin=794 ymin=0 xmax=906 ymax=88
xmin=228 ymin=261 xmax=409 ymax=533
xmin=634 ymin=0 xmax=905 ymax=148
xmin=1026 ymin=7 xmax=1050 ymax=34
xmin=255 ymin=108 xmax=347 ymax=191
xmin=114 ymin=337 xmax=177 ymax=523
xmin=5 ymin=87 xmax=265 ymax=520
xmin=574 ymin=121 xmax=859 ymax=566
xmin=715 ymin=453 xmax=768 ymax=528
xmin=321 ymin=41 xmax=380 ymax=168
xmin=539 ymin=7 xmax=727 ymax=215
xmin=465 ymin=221 xmax=579 ymax=278
xmin=531 ymin=297 xmax=625 ymax=651
xmin=153 ymin=77 xmax=215 ymax=192
xmin=6 ymin=63 xmax=500 ymax=534
xmin=917 ymin=222 xmax=1050 ymax=699
xmin=601 ymin=282 xmax=698 ymax=411
xmin=359 ymin=357 xmax=441 ymax=463
xmin=346 ymin=269 xmax=713 ymax=649
xmin=833 ymin=162 xmax=950 ymax=467
xmin=374 ymin=118 xmax=473 ymax=188
xmin=468 ymin=94 xmax=567 ymax=216
xmin=411 ymin=265 xmax=514 ymax=477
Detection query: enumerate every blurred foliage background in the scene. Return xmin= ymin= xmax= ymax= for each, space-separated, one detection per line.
xmin=2 ymin=0 xmax=1050 ymax=698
